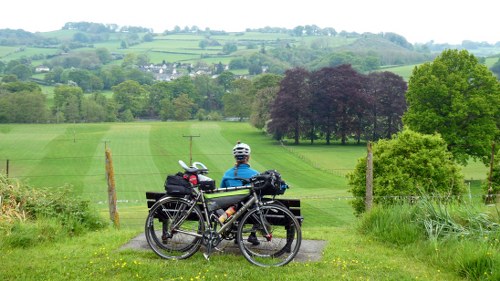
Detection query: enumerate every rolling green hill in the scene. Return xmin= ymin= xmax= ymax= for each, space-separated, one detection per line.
xmin=2 ymin=25 xmax=498 ymax=84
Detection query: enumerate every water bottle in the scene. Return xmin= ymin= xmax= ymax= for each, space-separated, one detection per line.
xmin=218 ymin=205 xmax=236 ymax=223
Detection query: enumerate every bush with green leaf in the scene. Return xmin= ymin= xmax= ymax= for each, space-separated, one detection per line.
xmin=0 ymin=174 xmax=107 ymax=248
xmin=348 ymin=128 xmax=466 ymax=215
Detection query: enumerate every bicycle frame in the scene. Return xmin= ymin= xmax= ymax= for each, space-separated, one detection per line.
xmin=167 ymin=185 xmax=265 ymax=258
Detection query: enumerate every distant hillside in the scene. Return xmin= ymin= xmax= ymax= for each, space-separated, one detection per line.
xmin=334 ymin=36 xmax=433 ymax=65
xmin=0 ymin=22 xmax=499 ymax=78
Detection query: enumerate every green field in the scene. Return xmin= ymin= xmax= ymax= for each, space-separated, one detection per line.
xmin=0 ymin=122 xmax=488 ymax=228
xmin=0 ymin=121 xmax=495 ymax=280
xmin=377 ymin=64 xmax=418 ymax=81
xmin=0 ymin=122 xmax=362 ymax=229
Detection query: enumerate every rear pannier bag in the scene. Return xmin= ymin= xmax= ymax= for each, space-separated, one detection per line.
xmin=253 ymin=170 xmax=288 ymax=196
xmin=164 ymin=172 xmax=191 ymax=196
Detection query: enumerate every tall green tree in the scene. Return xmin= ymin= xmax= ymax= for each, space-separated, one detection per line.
xmin=172 ymin=93 xmax=194 ymax=121
xmin=250 ymin=73 xmax=283 ymax=129
xmin=81 ymin=93 xmax=109 ymax=122
xmin=250 ymin=86 xmax=279 ymax=129
xmin=403 ymin=49 xmax=500 ymax=165
xmin=169 ymin=76 xmax=198 ymax=100
xmin=147 ymin=82 xmax=172 ymax=118
xmin=193 ymin=74 xmax=223 ymax=111
xmin=222 ymin=79 xmax=254 ymax=121
xmin=222 ymin=89 xmax=252 ymax=121
xmin=216 ymin=71 xmax=235 ymax=92
xmin=0 ymin=89 xmax=47 ymax=123
xmin=112 ymin=80 xmax=147 ymax=119
xmin=490 ymin=57 xmax=500 ymax=79
xmin=95 ymin=48 xmax=112 ymax=64
xmin=53 ymin=85 xmax=84 ymax=123
xmin=8 ymin=64 xmax=32 ymax=81
xmin=99 ymin=65 xmax=126 ymax=89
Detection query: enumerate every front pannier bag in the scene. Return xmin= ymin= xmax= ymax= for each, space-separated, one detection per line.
xmin=164 ymin=172 xmax=192 ymax=196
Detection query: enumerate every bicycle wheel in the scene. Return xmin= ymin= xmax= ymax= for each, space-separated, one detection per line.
xmin=237 ymin=203 xmax=302 ymax=267
xmin=145 ymin=197 xmax=204 ymax=259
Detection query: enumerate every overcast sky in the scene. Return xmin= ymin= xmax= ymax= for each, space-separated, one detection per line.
xmin=1 ymin=0 xmax=498 ymax=44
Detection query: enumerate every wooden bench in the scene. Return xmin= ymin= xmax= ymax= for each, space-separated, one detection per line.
xmin=146 ymin=191 xmax=303 ymax=226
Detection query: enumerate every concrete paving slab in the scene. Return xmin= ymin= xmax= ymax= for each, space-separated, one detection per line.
xmin=121 ymin=233 xmax=327 ymax=262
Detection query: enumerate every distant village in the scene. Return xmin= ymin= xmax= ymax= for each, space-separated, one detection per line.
xmin=139 ymin=62 xmax=230 ymax=81
xmin=35 ymin=61 xmax=235 ymax=82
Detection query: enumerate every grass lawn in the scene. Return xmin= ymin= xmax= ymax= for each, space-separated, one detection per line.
xmin=0 ymin=227 xmax=462 ymax=281
xmin=0 ymin=121 xmax=494 ymax=280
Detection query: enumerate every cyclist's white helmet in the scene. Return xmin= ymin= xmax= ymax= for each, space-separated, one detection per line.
xmin=233 ymin=142 xmax=251 ymax=160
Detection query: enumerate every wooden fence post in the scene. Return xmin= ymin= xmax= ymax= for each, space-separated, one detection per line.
xmin=365 ymin=142 xmax=373 ymax=211
xmin=105 ymin=146 xmax=120 ymax=228
xmin=486 ymin=141 xmax=496 ymax=204
xmin=6 ymin=159 xmax=9 ymax=178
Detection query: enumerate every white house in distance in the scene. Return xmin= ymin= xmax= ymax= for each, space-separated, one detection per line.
xmin=35 ymin=65 xmax=50 ymax=73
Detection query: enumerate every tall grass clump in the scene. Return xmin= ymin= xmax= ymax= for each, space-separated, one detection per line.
xmin=0 ymin=174 xmax=107 ymax=248
xmin=358 ymin=197 xmax=500 ymax=280
xmin=357 ymin=203 xmax=424 ymax=246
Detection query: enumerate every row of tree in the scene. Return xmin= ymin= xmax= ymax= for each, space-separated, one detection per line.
xmin=0 ymin=71 xmax=282 ymax=124
xmin=267 ymin=65 xmax=407 ymax=144
xmin=1 ymin=64 xmax=408 ymax=141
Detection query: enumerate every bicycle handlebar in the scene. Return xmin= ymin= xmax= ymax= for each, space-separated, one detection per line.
xmin=178 ymin=160 xmax=209 ymax=174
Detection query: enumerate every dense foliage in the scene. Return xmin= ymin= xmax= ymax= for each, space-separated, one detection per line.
xmin=268 ymin=65 xmax=407 ymax=144
xmin=0 ymin=81 xmax=48 ymax=123
xmin=0 ymin=174 xmax=107 ymax=248
xmin=348 ymin=129 xmax=466 ymax=215
xmin=403 ymin=49 xmax=500 ymax=165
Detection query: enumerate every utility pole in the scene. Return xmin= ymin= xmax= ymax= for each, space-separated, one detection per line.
xmin=183 ymin=134 xmax=200 ymax=165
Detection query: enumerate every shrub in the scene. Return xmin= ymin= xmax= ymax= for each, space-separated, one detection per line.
xmin=0 ymin=174 xmax=107 ymax=247
xmin=348 ymin=128 xmax=466 ymax=215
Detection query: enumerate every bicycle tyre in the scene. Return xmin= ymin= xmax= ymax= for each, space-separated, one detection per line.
xmin=145 ymin=197 xmax=204 ymax=260
xmin=236 ymin=203 xmax=302 ymax=267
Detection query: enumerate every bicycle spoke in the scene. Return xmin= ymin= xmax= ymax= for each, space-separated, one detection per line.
xmin=237 ymin=204 xmax=302 ymax=267
xmin=145 ymin=197 xmax=204 ymax=259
